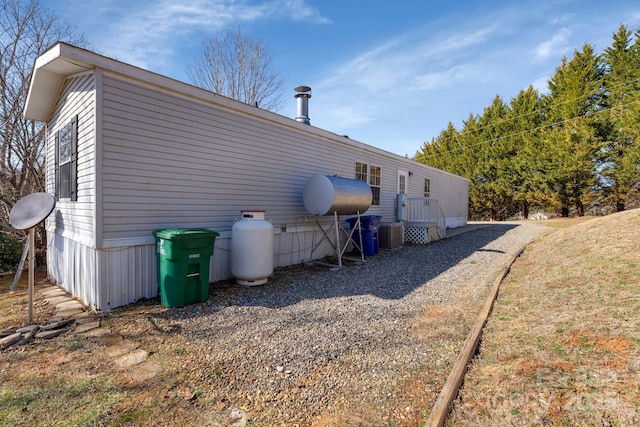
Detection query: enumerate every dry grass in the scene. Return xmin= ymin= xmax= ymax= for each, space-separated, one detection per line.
xmin=448 ymin=209 xmax=640 ymax=426
xmin=0 ymin=270 xmax=53 ymax=330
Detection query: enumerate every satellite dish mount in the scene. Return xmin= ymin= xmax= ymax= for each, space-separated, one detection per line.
xmin=9 ymin=193 xmax=56 ymax=323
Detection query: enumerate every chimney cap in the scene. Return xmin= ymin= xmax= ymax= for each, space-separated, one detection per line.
xmin=294 ymin=86 xmax=312 ymax=98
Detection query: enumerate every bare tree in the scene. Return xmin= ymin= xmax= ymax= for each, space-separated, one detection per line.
xmin=0 ymin=0 xmax=85 ymax=264
xmin=187 ymin=28 xmax=285 ymax=112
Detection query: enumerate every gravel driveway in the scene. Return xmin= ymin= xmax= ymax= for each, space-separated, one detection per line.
xmin=111 ymin=222 xmax=549 ymax=426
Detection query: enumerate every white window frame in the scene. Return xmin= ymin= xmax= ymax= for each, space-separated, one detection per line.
xmin=355 ymin=161 xmax=381 ymax=206
xmin=369 ymin=165 xmax=381 ymax=205
xmin=424 ymin=178 xmax=431 ymax=198
xmin=55 ymin=116 xmax=78 ymax=201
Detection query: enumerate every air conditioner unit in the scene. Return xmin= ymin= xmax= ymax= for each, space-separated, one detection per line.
xmin=379 ymin=222 xmax=403 ymax=249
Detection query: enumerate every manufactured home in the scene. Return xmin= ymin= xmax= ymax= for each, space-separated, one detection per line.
xmin=24 ymin=43 xmax=468 ymax=311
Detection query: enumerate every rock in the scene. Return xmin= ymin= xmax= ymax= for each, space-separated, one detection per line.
xmin=18 ymin=333 xmax=35 ymax=345
xmin=44 ymin=295 xmax=73 ymax=306
xmin=0 ymin=332 xmax=21 ymax=349
xmin=56 ymin=300 xmax=84 ymax=311
xmin=40 ymin=288 xmax=67 ymax=298
xmin=1 ymin=327 xmax=17 ymax=338
xmin=128 ymin=360 xmax=163 ymax=383
xmin=83 ymin=327 xmax=112 ymax=338
xmin=41 ymin=318 xmax=75 ymax=331
xmin=227 ymin=408 xmax=248 ymax=427
xmin=16 ymin=325 xmax=40 ymax=334
xmin=56 ymin=307 xmax=84 ymax=317
xmin=35 ymin=328 xmax=68 ymax=339
xmin=106 ymin=339 xmax=141 ymax=358
xmin=72 ymin=312 xmax=95 ymax=322
xmin=114 ymin=348 xmax=148 ymax=368
xmin=97 ymin=334 xmax=123 ymax=346
xmin=74 ymin=321 xmax=100 ymax=334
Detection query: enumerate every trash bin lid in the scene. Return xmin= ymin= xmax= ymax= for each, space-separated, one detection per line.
xmin=153 ymin=228 xmax=219 ymax=240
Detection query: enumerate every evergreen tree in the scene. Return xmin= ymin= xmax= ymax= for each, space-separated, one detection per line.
xmin=415 ymin=122 xmax=461 ymax=174
xmin=543 ymin=43 xmax=604 ymax=216
xmin=416 ymin=25 xmax=639 ymax=219
xmin=600 ymin=25 xmax=640 ymax=211
xmin=472 ymin=95 xmax=513 ymax=220
xmin=507 ymin=86 xmax=546 ymax=219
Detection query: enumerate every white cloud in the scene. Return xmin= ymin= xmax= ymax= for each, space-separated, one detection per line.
xmin=411 ymin=65 xmax=472 ymax=91
xmin=308 ymin=17 xmax=507 ymax=136
xmin=87 ymin=0 xmax=329 ymax=71
xmin=548 ymin=13 xmax=574 ymax=26
xmin=319 ymin=24 xmax=498 ymax=97
xmin=279 ymin=0 xmax=331 ymax=24
xmin=422 ymin=26 xmax=496 ymax=60
xmin=534 ymin=28 xmax=572 ymax=61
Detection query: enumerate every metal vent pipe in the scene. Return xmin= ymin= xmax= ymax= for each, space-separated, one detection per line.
xmin=294 ymin=85 xmax=311 ymax=124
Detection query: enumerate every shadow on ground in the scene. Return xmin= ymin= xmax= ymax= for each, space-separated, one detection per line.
xmin=139 ymin=223 xmax=520 ymax=325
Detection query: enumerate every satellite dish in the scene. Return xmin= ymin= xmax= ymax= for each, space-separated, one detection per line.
xmin=8 ymin=192 xmax=56 ymax=324
xmin=9 ymin=192 xmax=56 ymax=230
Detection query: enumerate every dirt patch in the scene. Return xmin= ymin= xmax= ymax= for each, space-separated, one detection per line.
xmin=0 ymin=270 xmax=52 ymax=330
xmin=411 ymin=303 xmax=468 ymax=340
xmin=566 ymin=330 xmax=634 ymax=357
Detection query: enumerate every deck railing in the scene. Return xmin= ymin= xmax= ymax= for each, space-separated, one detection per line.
xmin=403 ymin=197 xmax=445 ymax=243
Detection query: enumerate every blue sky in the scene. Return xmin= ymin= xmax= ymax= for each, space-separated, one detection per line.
xmin=47 ymin=0 xmax=640 ymax=157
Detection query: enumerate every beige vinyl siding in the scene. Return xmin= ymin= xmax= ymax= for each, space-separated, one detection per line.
xmin=45 ymin=72 xmax=96 ymax=246
xmin=99 ymin=74 xmax=427 ymax=244
xmin=45 ymin=73 xmax=98 ymax=304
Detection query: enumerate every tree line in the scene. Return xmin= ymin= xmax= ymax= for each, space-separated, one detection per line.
xmin=415 ymin=24 xmax=640 ymax=220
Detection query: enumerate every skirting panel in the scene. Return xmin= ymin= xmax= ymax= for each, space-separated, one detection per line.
xmin=47 ymin=227 xmax=338 ymax=311
xmin=404 ymin=225 xmax=441 ymax=244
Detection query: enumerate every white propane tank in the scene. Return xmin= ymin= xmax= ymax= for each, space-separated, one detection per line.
xmin=231 ymin=210 xmax=274 ymax=286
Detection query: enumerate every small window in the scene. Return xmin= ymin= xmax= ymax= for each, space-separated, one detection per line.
xmin=355 ymin=162 xmax=368 ymax=182
xmin=369 ymin=165 xmax=381 ymax=205
xmin=424 ymin=178 xmax=431 ymax=198
xmin=56 ymin=116 xmax=78 ymax=201
xmin=398 ymin=170 xmax=408 ymax=194
xmin=355 ymin=161 xmax=381 ymax=206
xmin=399 ymin=174 xmax=406 ymax=194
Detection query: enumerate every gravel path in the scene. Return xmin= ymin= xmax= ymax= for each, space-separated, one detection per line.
xmin=111 ymin=222 xmax=549 ymax=426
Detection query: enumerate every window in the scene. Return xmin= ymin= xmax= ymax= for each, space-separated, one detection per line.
xmin=355 ymin=162 xmax=368 ymax=183
xmin=355 ymin=161 xmax=381 ymax=206
xmin=369 ymin=165 xmax=381 ymax=205
xmin=398 ymin=170 xmax=408 ymax=194
xmin=424 ymin=178 xmax=431 ymax=198
xmin=55 ymin=116 xmax=78 ymax=201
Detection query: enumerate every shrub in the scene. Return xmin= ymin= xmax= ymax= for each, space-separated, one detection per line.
xmin=0 ymin=230 xmax=23 ymax=273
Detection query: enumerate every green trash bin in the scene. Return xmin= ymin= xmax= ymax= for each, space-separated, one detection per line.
xmin=153 ymin=228 xmax=219 ymax=308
